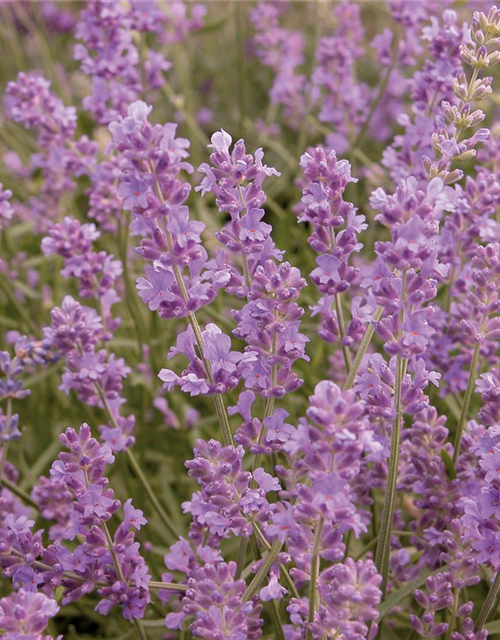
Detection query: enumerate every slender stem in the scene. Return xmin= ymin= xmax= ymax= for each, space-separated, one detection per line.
xmin=445 ymin=588 xmax=459 ymax=640
xmin=187 ymin=311 xmax=234 ymax=447
xmin=344 ymin=306 xmax=384 ymax=390
xmin=0 ymin=273 xmax=38 ymax=334
xmin=475 ymin=571 xmax=500 ymax=631
xmin=444 ymin=264 xmax=457 ymax=315
xmin=103 ymin=521 xmax=126 ymax=582
xmin=242 ymin=539 xmax=283 ymax=603
xmin=125 ymin=448 xmax=180 ymax=541
xmin=160 ymin=80 xmax=209 ymax=147
xmin=354 ymin=536 xmax=379 ymax=561
xmin=149 ymin=581 xmax=188 ymax=592
xmin=306 ymin=518 xmax=324 ymax=640
xmin=352 ymin=34 xmax=399 ymax=148
xmin=268 ymin=598 xmax=286 ymax=640
xmin=252 ymin=521 xmax=299 ymax=599
xmin=234 ymin=0 xmax=247 ymax=137
xmin=103 ymin=522 xmax=149 ymax=640
xmin=94 ymin=380 xmax=180 ymax=540
xmin=375 ymin=353 xmax=406 ymax=596
xmin=235 ymin=536 xmax=249 ymax=580
xmin=236 ymin=394 xmax=276 ymax=576
xmin=0 ymin=435 xmax=10 ymax=487
xmin=150 ymin=174 xmax=233 ymax=447
xmin=1 ymin=476 xmax=38 ymax=508
xmin=335 ymin=293 xmax=352 ymax=372
xmin=118 ymin=214 xmax=148 ymax=353
xmin=245 ymin=530 xmax=286 ymax=640
xmin=452 ymin=339 xmax=481 ymax=467
xmin=132 ymin=618 xmax=149 ymax=640
xmin=376 ymin=266 xmax=407 ymax=596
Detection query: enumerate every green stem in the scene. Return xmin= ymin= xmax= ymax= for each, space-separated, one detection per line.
xmin=475 ymin=571 xmax=500 ymax=631
xmin=245 ymin=530 xmax=286 ymax=640
xmin=352 ymin=35 xmax=399 ymax=148
xmin=0 ymin=411 xmax=11 ymax=483
xmin=235 ymin=536 xmax=249 ymax=580
xmin=160 ymin=81 xmax=209 ymax=147
xmin=0 ymin=273 xmax=38 ymax=334
xmin=149 ymin=581 xmax=187 ymax=592
xmin=103 ymin=522 xmax=149 ymax=640
xmin=118 ymin=214 xmax=149 ymax=353
xmin=242 ymin=539 xmax=283 ymax=602
xmin=187 ymin=311 xmax=234 ymax=447
xmin=95 ymin=381 xmax=181 ymax=540
xmin=354 ymin=536 xmax=378 ymax=561
xmin=344 ymin=306 xmax=384 ymax=390
xmin=234 ymin=0 xmax=247 ymax=137
xmin=306 ymin=518 xmax=324 ymax=640
xmin=445 ymin=588 xmax=459 ymax=640
xmin=150 ymin=177 xmax=233 ymax=447
xmin=252 ymin=521 xmax=299 ymax=599
xmin=268 ymin=598 xmax=286 ymax=640
xmin=2 ymin=476 xmax=38 ymax=508
xmin=335 ymin=293 xmax=352 ymax=372
xmin=125 ymin=448 xmax=181 ymax=541
xmin=236 ymin=394 xmax=277 ymax=576
xmin=375 ymin=353 xmax=406 ymax=596
xmin=452 ymin=340 xmax=481 ymax=467
xmin=132 ymin=618 xmax=149 ymax=640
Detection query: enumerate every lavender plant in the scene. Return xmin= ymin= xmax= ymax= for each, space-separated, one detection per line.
xmin=2 ymin=2 xmax=500 ymax=640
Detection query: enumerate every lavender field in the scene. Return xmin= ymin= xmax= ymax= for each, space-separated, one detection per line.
xmin=1 ymin=1 xmax=500 ymax=639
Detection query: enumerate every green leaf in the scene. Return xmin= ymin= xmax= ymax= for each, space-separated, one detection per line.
xmin=485 ymin=620 xmax=500 ymax=635
xmin=441 ymin=449 xmax=457 ymax=480
xmin=378 ymin=564 xmax=451 ymax=619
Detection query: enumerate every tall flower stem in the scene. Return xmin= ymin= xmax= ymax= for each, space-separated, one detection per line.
xmin=0 ymin=398 xmax=13 ymax=483
xmin=102 ymin=521 xmax=149 ymax=640
xmin=328 ymin=227 xmax=352 ymax=372
xmin=125 ymin=448 xmax=181 ymax=541
xmin=0 ymin=272 xmax=38 ymax=334
xmin=1 ymin=476 xmax=37 ymax=507
xmin=475 ymin=570 xmax=500 ymax=631
xmin=352 ymin=33 xmax=399 ymax=149
xmin=242 ymin=539 xmax=283 ymax=602
xmin=344 ymin=306 xmax=384 ymax=390
xmin=335 ymin=293 xmax=352 ymax=371
xmin=252 ymin=521 xmax=299 ymax=599
xmin=236 ymin=393 xmax=276 ymax=578
xmin=375 ymin=352 xmax=406 ymax=596
xmin=306 ymin=517 xmax=324 ymax=640
xmin=375 ymin=267 xmax=407 ymax=595
xmin=96 ymin=384 xmax=181 ymax=541
xmin=117 ymin=214 xmax=149 ymax=355
xmin=452 ymin=338 xmax=481 ymax=466
xmin=150 ymin=175 xmax=234 ymax=447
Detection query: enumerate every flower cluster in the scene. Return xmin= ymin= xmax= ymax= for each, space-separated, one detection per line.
xmin=109 ymin=101 xmax=229 ymax=318
xmin=299 ymin=147 xmax=371 ymax=357
xmin=250 ymin=2 xmax=308 ymax=129
xmin=3 ymin=4 xmax=500 ymax=640
xmin=0 ymin=425 xmax=150 ymax=621
xmin=74 ymin=0 xmax=204 ymax=124
xmin=4 ymin=71 xmax=97 ymax=230
xmin=0 ymin=589 xmax=59 ymax=640
xmin=42 ymin=217 xmax=122 ymax=334
xmin=0 ymin=335 xmax=55 ymax=441
xmin=45 ymin=296 xmax=134 ymax=451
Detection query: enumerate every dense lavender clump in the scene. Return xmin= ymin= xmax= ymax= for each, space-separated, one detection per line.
xmin=2 ymin=3 xmax=500 ymax=640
